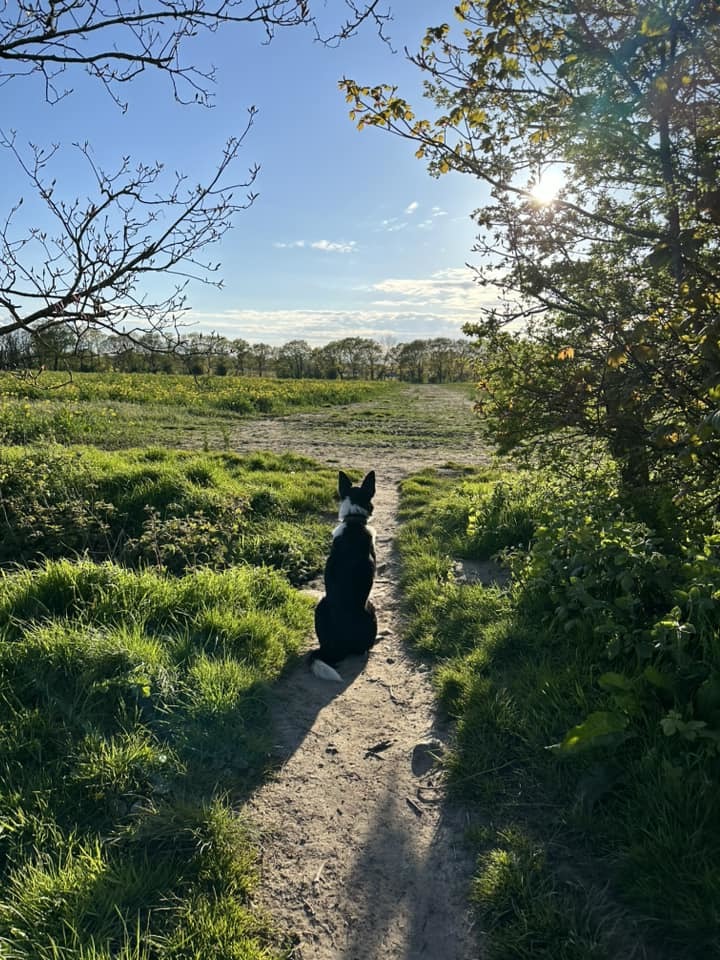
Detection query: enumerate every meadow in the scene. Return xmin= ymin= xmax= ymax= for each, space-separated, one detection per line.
xmin=0 ymin=372 xmax=392 ymax=447
xmin=0 ymin=373 xmax=355 ymax=959
xmin=2 ymin=371 xmax=719 ymax=959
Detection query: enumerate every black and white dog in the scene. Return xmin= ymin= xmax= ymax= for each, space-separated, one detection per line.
xmin=309 ymin=470 xmax=378 ymax=682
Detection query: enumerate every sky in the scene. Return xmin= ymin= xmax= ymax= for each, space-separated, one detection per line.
xmin=1 ymin=0 xmax=499 ymax=346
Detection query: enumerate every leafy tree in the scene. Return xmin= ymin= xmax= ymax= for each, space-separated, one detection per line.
xmin=0 ymin=0 xmax=390 ymax=358
xmin=313 ymin=340 xmax=345 ymax=378
xmin=30 ymin=323 xmax=76 ymax=371
xmin=230 ymin=337 xmax=252 ymax=375
xmin=396 ymin=339 xmax=429 ymax=382
xmin=276 ymin=339 xmax=312 ymax=378
xmin=249 ymin=341 xmax=275 ymax=376
xmin=343 ymin=0 xmax=720 ymax=499
xmin=0 ymin=330 xmax=31 ymax=369
xmin=329 ymin=336 xmax=384 ymax=378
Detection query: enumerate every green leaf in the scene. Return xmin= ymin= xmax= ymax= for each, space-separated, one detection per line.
xmin=550 ymin=711 xmax=629 ymax=754
xmin=598 ymin=672 xmax=634 ymax=692
xmin=642 ymin=664 xmax=673 ymax=691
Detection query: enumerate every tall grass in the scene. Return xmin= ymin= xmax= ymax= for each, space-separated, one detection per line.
xmin=0 ymin=441 xmax=339 ymax=957
xmin=0 ymin=559 xmax=311 ymax=958
xmin=398 ymin=465 xmax=720 ymax=959
xmin=0 ymin=371 xmax=389 ymax=413
xmin=0 ymin=446 xmax=334 ymax=583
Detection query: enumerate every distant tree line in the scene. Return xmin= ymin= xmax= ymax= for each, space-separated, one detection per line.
xmin=0 ymin=327 xmax=480 ymax=383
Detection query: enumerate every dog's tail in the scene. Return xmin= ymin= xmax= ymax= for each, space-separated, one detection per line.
xmin=308 ymin=651 xmax=343 ymax=683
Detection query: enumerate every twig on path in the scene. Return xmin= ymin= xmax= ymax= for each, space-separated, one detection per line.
xmin=366 ymin=676 xmax=407 ymax=706
xmin=406 ymin=796 xmax=423 ymax=817
xmin=313 ymin=861 xmax=326 ymax=885
xmin=364 ymin=738 xmax=394 ymax=758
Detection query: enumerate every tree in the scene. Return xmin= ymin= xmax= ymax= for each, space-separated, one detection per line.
xmin=396 ymin=339 xmax=428 ymax=382
xmin=343 ymin=1 xmax=720 ymax=499
xmin=0 ymin=330 xmax=31 ymax=369
xmin=249 ymin=341 xmax=275 ymax=377
xmin=276 ymin=339 xmax=312 ymax=378
xmin=0 ymin=0 xmax=390 ymax=359
xmin=313 ymin=341 xmax=344 ymax=379
xmin=230 ymin=338 xmax=251 ymax=375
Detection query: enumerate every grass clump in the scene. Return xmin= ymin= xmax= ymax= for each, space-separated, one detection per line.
xmin=0 ymin=446 xmax=334 ymax=583
xmin=0 ymin=559 xmax=311 ymax=958
xmin=398 ymin=464 xmax=720 ymax=959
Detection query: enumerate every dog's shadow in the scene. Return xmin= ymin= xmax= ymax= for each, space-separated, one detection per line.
xmin=263 ymin=651 xmax=368 ymax=767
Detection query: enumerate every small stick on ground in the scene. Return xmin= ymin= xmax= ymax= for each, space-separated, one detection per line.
xmin=406 ymin=796 xmax=423 ymax=817
xmin=364 ymin=739 xmax=394 ymax=758
xmin=367 ymin=677 xmax=406 ymax=706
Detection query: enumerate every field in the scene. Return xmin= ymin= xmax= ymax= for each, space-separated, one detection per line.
xmin=0 ymin=372 xmax=392 ymax=447
xmin=0 ymin=372 xmax=718 ymax=959
xmin=0 ymin=374 xmax=362 ymax=959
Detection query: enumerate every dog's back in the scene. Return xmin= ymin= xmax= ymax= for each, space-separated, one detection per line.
xmin=324 ymin=519 xmax=376 ymax=608
xmin=310 ymin=470 xmax=378 ymax=679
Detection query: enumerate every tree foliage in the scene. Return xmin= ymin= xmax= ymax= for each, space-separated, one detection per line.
xmin=343 ymin=0 xmax=720 ymax=500
xmin=0 ymin=326 xmax=479 ymax=381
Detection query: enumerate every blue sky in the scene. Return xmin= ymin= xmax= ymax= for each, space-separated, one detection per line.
xmin=2 ymin=1 xmax=499 ymax=346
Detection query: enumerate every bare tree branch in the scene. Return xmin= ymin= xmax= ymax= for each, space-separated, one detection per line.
xmin=0 ymin=109 xmax=259 ymax=342
xmin=0 ymin=0 xmax=391 ymax=106
xmin=0 ymin=0 xmax=392 ymax=353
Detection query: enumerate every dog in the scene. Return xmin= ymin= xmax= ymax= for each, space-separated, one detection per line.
xmin=309 ymin=470 xmax=378 ymax=682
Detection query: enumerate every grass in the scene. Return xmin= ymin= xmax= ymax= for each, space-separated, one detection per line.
xmin=0 ymin=559 xmax=312 ymax=958
xmin=0 ymin=374 xmax=395 ymax=448
xmin=0 ymin=371 xmax=391 ymax=411
xmin=397 ymin=465 xmax=720 ymax=960
xmin=0 ymin=416 xmax=345 ymax=957
xmin=255 ymin=383 xmax=484 ymax=452
xmin=0 ymin=445 xmax=336 ymax=583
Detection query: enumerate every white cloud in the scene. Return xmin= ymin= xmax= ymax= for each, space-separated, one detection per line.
xmin=310 ymin=239 xmax=357 ymax=254
xmin=379 ymin=217 xmax=408 ymax=233
xmin=273 ymin=239 xmax=357 ymax=253
xmin=370 ymin=267 xmax=504 ymax=314
xmin=404 ymin=200 xmax=419 ymax=215
xmin=432 ymin=206 xmax=448 ymax=217
xmin=188 ymin=266 xmax=507 ymax=345
xmin=188 ymin=307 xmax=468 ymax=343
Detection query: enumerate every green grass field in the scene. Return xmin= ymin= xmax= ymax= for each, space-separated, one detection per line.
xmin=0 ymin=374 xmax=363 ymax=958
xmin=0 ymin=446 xmax=334 ymax=583
xmin=3 ymin=372 xmax=718 ymax=958
xmin=0 ymin=373 xmax=393 ymax=447
xmin=0 ymin=558 xmax=314 ymax=958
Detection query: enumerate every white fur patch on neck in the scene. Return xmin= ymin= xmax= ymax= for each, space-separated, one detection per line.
xmin=333 ymin=521 xmax=376 ymax=543
xmin=338 ymin=497 xmax=369 ymax=522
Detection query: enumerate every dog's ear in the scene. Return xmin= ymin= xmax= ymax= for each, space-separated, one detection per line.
xmin=338 ymin=471 xmax=353 ymax=498
xmin=360 ymin=471 xmax=376 ymax=499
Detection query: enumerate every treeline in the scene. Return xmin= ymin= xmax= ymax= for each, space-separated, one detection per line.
xmin=0 ymin=328 xmax=479 ymax=383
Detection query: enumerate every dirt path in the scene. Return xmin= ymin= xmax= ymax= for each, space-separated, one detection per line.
xmin=237 ymin=386 xmax=490 ymax=960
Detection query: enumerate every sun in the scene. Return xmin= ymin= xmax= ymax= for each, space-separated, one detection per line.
xmin=529 ymin=167 xmax=565 ymax=204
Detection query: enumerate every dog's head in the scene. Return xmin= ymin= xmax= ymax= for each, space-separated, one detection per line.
xmin=337 ymin=470 xmax=375 ymax=519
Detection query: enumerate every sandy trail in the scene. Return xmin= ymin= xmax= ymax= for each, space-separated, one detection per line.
xmin=233 ymin=386 xmax=489 ymax=960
